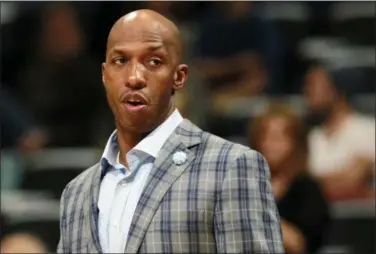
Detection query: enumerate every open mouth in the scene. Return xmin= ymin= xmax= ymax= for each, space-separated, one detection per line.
xmin=126 ymin=100 xmax=145 ymax=106
xmin=124 ymin=99 xmax=147 ymax=111
xmin=122 ymin=93 xmax=148 ymax=111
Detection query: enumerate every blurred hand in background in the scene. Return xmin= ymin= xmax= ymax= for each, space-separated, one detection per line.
xmin=17 ymin=128 xmax=49 ymax=155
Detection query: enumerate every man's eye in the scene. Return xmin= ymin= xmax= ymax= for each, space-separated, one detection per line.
xmin=113 ymin=57 xmax=127 ymax=65
xmin=149 ymin=58 xmax=162 ymax=67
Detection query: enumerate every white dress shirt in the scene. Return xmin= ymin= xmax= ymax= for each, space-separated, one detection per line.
xmin=97 ymin=109 xmax=183 ymax=253
xmin=308 ymin=113 xmax=375 ymax=175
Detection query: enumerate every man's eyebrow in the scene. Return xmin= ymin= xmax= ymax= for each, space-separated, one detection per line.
xmin=146 ymin=43 xmax=164 ymax=51
xmin=107 ymin=43 xmax=166 ymax=56
xmin=108 ymin=48 xmax=124 ymax=55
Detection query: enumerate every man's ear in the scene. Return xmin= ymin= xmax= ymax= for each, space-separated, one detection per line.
xmin=173 ymin=64 xmax=188 ymax=91
xmin=102 ymin=62 xmax=106 ymax=86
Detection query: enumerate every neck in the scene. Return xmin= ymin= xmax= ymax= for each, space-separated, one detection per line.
xmin=116 ymin=105 xmax=176 ymax=167
xmin=324 ymin=100 xmax=352 ymax=136
xmin=270 ymin=152 xmax=302 ymax=181
xmin=115 ymin=126 xmax=144 ymax=167
xmin=271 ymin=164 xmax=294 ymax=181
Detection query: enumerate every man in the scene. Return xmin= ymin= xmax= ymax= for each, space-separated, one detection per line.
xmin=303 ymin=61 xmax=375 ymax=201
xmin=57 ymin=10 xmax=283 ymax=254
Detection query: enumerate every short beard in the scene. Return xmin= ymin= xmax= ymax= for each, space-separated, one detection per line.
xmin=307 ymin=103 xmax=335 ymax=127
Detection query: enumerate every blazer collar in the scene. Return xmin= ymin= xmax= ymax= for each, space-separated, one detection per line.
xmin=87 ymin=118 xmax=203 ymax=253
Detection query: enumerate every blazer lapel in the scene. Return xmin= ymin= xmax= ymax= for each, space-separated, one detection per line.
xmin=124 ymin=119 xmax=203 ymax=253
xmin=84 ymin=163 xmax=103 ymax=253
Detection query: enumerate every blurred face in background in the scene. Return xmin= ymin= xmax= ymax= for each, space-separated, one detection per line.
xmin=304 ymin=66 xmax=336 ymax=122
xmin=146 ymin=1 xmax=193 ymax=22
xmin=40 ymin=4 xmax=84 ymax=60
xmin=146 ymin=1 xmax=173 ymax=16
xmin=216 ymin=2 xmax=252 ymax=19
xmin=0 ymin=233 xmax=48 ymax=253
xmin=258 ymin=116 xmax=295 ymax=172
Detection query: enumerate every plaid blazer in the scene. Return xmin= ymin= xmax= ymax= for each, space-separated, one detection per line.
xmin=57 ymin=119 xmax=284 ymax=253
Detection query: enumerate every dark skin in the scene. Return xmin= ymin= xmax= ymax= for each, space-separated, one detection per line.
xmin=102 ymin=10 xmax=188 ymax=167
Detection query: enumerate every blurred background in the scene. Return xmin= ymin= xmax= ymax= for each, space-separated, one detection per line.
xmin=0 ymin=1 xmax=374 ymax=253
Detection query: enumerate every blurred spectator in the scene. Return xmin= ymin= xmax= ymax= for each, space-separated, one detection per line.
xmin=1 ymin=89 xmax=47 ymax=191
xmin=0 ymin=232 xmax=48 ymax=253
xmin=303 ymin=61 xmax=375 ymax=201
xmin=145 ymin=1 xmax=195 ymax=22
xmin=0 ymin=3 xmax=45 ymax=87
xmin=14 ymin=3 xmax=104 ymax=147
xmin=1 ymin=89 xmax=47 ymax=153
xmin=194 ymin=2 xmax=284 ymax=113
xmin=0 ymin=214 xmax=6 ymax=239
xmin=249 ymin=102 xmax=331 ymax=254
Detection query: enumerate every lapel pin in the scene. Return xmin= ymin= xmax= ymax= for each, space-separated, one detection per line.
xmin=173 ymin=151 xmax=187 ymax=165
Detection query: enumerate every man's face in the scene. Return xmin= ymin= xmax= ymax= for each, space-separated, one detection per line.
xmin=102 ymin=20 xmax=187 ymax=133
xmin=259 ymin=116 xmax=294 ymax=170
xmin=303 ymin=66 xmax=335 ymax=114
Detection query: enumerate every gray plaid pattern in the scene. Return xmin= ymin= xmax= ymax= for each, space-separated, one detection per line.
xmin=57 ymin=119 xmax=284 ymax=253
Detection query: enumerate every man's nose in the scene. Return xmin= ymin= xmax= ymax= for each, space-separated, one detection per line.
xmin=126 ymin=62 xmax=146 ymax=90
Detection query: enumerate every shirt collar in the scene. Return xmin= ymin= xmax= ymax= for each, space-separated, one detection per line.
xmin=100 ymin=109 xmax=183 ymax=173
xmin=133 ymin=108 xmax=183 ymax=158
xmin=101 ymin=129 xmax=118 ymax=167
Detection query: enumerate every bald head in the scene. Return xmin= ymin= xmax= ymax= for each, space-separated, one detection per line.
xmin=101 ymin=9 xmax=189 ymax=135
xmin=106 ymin=9 xmax=183 ymax=62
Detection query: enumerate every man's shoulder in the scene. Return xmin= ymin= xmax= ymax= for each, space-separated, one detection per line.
xmin=197 ymin=131 xmax=270 ymax=178
xmin=200 ymin=130 xmax=260 ymax=161
xmin=182 ymin=119 xmax=255 ymax=158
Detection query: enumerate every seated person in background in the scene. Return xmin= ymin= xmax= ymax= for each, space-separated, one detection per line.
xmin=193 ymin=2 xmax=284 ymax=112
xmin=249 ymin=102 xmax=331 ymax=254
xmin=0 ymin=89 xmax=48 ymax=154
xmin=303 ymin=61 xmax=375 ymax=201
xmin=0 ymin=232 xmax=48 ymax=253
xmin=15 ymin=3 xmax=103 ymax=147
